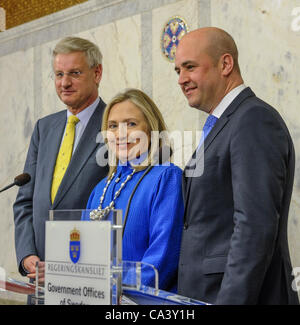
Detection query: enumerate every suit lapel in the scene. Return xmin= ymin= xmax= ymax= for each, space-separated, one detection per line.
xmin=203 ymin=117 xmax=229 ymax=153
xmin=203 ymin=87 xmax=255 ymax=154
xmin=52 ymin=99 xmax=105 ymax=208
xmin=183 ymin=87 xmax=255 ymax=212
xmin=183 ymin=117 xmax=229 ymax=205
xmin=43 ymin=112 xmax=67 ymax=207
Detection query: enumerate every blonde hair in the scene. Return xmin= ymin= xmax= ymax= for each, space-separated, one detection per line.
xmin=102 ymin=88 xmax=169 ymax=178
xmin=52 ymin=36 xmax=103 ymax=68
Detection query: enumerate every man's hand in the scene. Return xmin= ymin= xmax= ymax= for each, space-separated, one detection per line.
xmin=23 ymin=255 xmax=40 ymax=274
xmin=23 ymin=255 xmax=44 ymax=284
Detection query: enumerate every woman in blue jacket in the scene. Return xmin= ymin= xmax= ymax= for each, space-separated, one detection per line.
xmin=83 ymin=88 xmax=183 ymax=292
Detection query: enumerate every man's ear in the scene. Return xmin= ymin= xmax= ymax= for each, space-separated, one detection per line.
xmin=94 ymin=64 xmax=103 ymax=85
xmin=219 ymin=53 xmax=234 ymax=77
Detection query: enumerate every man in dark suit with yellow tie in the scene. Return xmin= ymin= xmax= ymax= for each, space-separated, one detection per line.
xmin=175 ymin=27 xmax=299 ymax=304
xmin=13 ymin=37 xmax=108 ymax=286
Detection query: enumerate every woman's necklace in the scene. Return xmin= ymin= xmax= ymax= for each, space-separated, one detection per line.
xmin=89 ymin=168 xmax=137 ymax=220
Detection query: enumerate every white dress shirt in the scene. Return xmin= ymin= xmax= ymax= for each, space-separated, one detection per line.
xmin=212 ymin=84 xmax=247 ymax=118
xmin=64 ymin=97 xmax=100 ymax=154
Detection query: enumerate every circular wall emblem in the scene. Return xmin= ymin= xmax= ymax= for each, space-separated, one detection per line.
xmin=161 ymin=16 xmax=189 ymax=62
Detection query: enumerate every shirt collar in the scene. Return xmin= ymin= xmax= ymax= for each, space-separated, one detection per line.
xmin=212 ymin=84 xmax=247 ymax=119
xmin=67 ymin=97 xmax=100 ymax=126
xmin=117 ymin=151 xmax=149 ymax=173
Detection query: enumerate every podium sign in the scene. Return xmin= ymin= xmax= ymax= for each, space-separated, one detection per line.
xmin=44 ymin=221 xmax=111 ymax=305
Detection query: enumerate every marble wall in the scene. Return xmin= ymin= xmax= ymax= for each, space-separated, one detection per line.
xmin=0 ymin=0 xmax=299 ymax=302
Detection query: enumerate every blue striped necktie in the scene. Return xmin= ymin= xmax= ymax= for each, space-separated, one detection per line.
xmin=197 ymin=114 xmax=218 ymax=150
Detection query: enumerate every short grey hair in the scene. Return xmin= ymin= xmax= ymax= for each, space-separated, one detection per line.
xmin=52 ymin=36 xmax=103 ymax=68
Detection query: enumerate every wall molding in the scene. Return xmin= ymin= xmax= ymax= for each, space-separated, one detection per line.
xmin=0 ymin=0 xmax=180 ymax=57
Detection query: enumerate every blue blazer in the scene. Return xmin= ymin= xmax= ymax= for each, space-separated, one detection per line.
xmin=84 ymin=162 xmax=184 ymax=292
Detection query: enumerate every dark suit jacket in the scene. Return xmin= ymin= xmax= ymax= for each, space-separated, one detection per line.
xmin=13 ymin=98 xmax=108 ymax=275
xmin=178 ymin=87 xmax=299 ymax=305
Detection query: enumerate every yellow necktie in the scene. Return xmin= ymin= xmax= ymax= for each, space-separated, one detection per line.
xmin=51 ymin=115 xmax=80 ymax=203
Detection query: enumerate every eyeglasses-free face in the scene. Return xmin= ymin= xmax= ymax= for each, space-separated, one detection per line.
xmin=106 ymin=100 xmax=151 ymax=163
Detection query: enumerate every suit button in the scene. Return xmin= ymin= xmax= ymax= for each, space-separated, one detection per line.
xmin=183 ymin=222 xmax=188 ymax=230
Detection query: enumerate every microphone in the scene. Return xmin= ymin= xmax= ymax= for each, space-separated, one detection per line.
xmin=0 ymin=173 xmax=31 ymax=193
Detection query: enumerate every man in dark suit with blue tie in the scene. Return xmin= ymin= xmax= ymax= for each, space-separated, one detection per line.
xmin=175 ymin=27 xmax=299 ymax=304
xmin=13 ymin=37 xmax=108 ymax=288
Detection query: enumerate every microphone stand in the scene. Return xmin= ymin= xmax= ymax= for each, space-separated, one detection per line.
xmin=0 ymin=182 xmax=17 ymax=193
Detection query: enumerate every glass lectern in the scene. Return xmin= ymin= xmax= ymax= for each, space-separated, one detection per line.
xmin=1 ymin=209 xmax=208 ymax=305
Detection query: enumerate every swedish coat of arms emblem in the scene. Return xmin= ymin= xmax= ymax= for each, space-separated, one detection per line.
xmin=69 ymin=228 xmax=80 ymax=264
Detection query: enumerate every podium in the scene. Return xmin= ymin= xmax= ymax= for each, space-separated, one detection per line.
xmin=1 ymin=209 xmax=208 ymax=305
